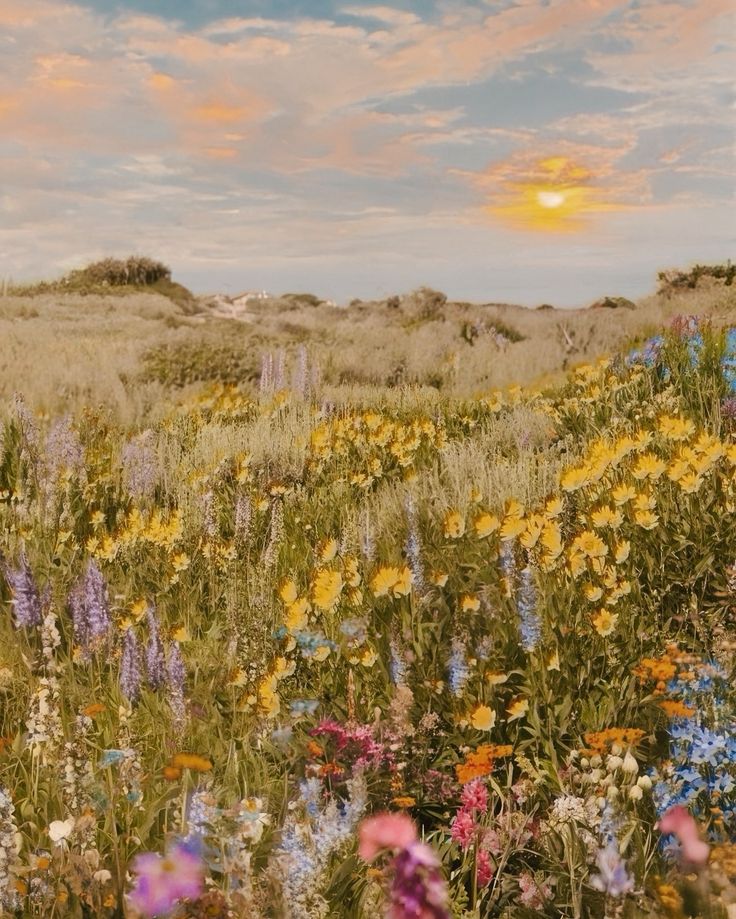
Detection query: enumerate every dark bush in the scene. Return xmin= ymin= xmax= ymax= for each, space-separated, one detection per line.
xmin=140 ymin=341 xmax=259 ymax=388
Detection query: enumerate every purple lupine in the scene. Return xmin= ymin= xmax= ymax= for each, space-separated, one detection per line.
xmin=234 ymin=492 xmax=252 ymax=547
xmin=45 ymin=416 xmax=85 ymax=481
xmin=292 ymin=345 xmax=309 ymax=400
xmin=68 ymin=561 xmax=111 ymax=656
xmin=273 ymin=349 xmax=286 ymax=391
xmin=167 ymin=641 xmax=186 ymax=725
xmin=121 ymin=431 xmax=157 ymax=499
xmin=145 ymin=605 xmax=166 ymax=691
xmin=1 ymin=551 xmax=42 ymax=628
xmin=120 ymin=628 xmax=141 ymax=703
xmin=404 ymin=495 xmax=425 ymax=595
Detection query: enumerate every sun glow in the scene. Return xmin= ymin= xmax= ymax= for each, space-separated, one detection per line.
xmin=487 ymin=156 xmax=620 ymax=233
xmin=537 ymin=190 xmax=565 ymax=209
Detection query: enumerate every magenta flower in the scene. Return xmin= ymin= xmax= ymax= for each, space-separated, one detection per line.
xmin=658 ymin=806 xmax=710 ymax=867
xmin=476 ymin=848 xmax=494 ymax=887
xmin=449 ymin=809 xmax=475 ymax=850
xmin=128 ymin=841 xmax=204 ymax=917
xmin=460 ymin=779 xmax=488 ymax=814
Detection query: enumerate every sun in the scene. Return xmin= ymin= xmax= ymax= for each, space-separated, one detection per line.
xmin=537 ymin=190 xmax=566 ymax=209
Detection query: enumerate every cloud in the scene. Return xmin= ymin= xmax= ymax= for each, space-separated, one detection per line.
xmin=0 ymin=0 xmax=733 ymax=302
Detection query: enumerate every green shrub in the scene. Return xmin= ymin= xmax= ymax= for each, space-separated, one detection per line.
xmin=140 ymin=341 xmax=259 ymax=388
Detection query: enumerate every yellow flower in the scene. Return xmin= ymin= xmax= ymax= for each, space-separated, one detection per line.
xmin=544 ymin=496 xmax=564 ymax=517
xmin=540 ymin=522 xmax=563 ymax=561
xmin=584 ymin=584 xmax=604 ymax=603
xmin=461 ymin=594 xmax=481 ymax=613
xmin=90 ymin=510 xmax=105 ymax=528
xmin=500 ymin=515 xmax=527 ymax=541
xmin=612 ymin=483 xmax=636 ymax=505
xmin=486 ymin=670 xmax=509 ymax=685
xmin=285 ymin=598 xmax=310 ymax=632
xmin=591 ymin=507 xmax=623 ymax=530
xmin=371 ymin=566 xmax=400 ymax=596
xmin=360 ymin=648 xmax=378 ymax=668
xmin=171 ymin=552 xmax=190 ymax=572
xmin=634 ymin=509 xmax=659 ymax=530
xmin=658 ymin=415 xmax=695 ymax=441
xmin=561 ymin=466 xmax=588 ymax=492
xmin=631 ymin=452 xmax=667 ymax=481
xmin=430 ymin=571 xmax=449 ymax=587
xmin=614 ymin=540 xmax=630 ymax=564
xmin=572 ymin=531 xmax=607 ymax=559
xmin=312 ymin=569 xmax=343 ymax=610
xmin=312 ymin=645 xmax=331 ymax=662
xmin=317 ymin=537 xmax=339 ymax=563
xmin=393 ymin=566 xmax=413 ymax=597
xmin=443 ymin=510 xmax=466 ymax=539
xmin=279 ymin=579 xmax=298 ymax=605
xmin=506 ymin=696 xmax=529 ymax=721
xmin=471 ymin=704 xmax=496 ymax=731
xmin=520 ymin=514 xmax=544 ymax=549
xmin=130 ymin=598 xmax=148 ymax=622
xmin=678 ymin=472 xmax=703 ymax=494
xmin=546 ymin=649 xmax=560 ymax=671
xmin=592 ymin=608 xmax=618 ymax=636
xmin=171 ymin=625 xmax=191 ymax=642
xmin=633 ymin=491 xmax=656 ymax=511
xmin=474 ymin=512 xmax=499 ymax=538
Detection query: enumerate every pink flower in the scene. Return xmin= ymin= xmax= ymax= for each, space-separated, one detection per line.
xmin=359 ymin=813 xmax=418 ymax=862
xmin=128 ymin=841 xmax=204 ymax=917
xmin=476 ymin=848 xmax=494 ymax=887
xmin=657 ymin=806 xmax=710 ymax=867
xmin=460 ymin=779 xmax=488 ymax=814
xmin=450 ymin=808 xmax=476 ymax=850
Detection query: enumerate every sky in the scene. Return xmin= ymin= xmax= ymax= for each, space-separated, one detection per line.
xmin=0 ymin=0 xmax=734 ymax=306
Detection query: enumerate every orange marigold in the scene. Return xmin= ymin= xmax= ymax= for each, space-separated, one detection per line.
xmin=170 ymin=753 xmax=213 ymax=773
xmin=582 ymin=728 xmax=645 ymax=755
xmin=658 ymin=700 xmax=696 ymax=719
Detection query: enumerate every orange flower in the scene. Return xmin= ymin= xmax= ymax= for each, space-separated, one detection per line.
xmin=162 ymin=765 xmax=182 ymax=781
xmin=456 ymin=743 xmax=513 ymax=784
xmin=391 ymin=796 xmax=416 ymax=809
xmin=582 ymin=727 xmax=645 ymax=755
xmin=306 ymin=740 xmax=323 ymax=758
xmin=82 ymin=703 xmax=106 ymax=717
xmin=170 ymin=753 xmax=212 ymax=773
xmin=658 ymin=700 xmax=696 ymax=719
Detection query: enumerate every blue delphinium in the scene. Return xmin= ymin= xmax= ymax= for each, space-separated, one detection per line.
xmin=517 ymin=565 xmax=541 ymax=653
xmin=447 ymin=638 xmax=470 ymax=697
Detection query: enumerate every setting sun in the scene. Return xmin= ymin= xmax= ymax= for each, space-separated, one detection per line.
xmin=537 ymin=191 xmax=565 ymax=209
xmin=485 ymin=155 xmax=622 ymax=233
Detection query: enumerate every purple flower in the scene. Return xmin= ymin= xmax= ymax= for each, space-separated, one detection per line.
xmin=589 ymin=843 xmax=634 ymax=898
xmin=121 ymin=431 xmax=157 ymax=499
xmin=68 ymin=560 xmax=111 ymax=656
xmin=167 ymin=641 xmax=186 ymax=725
xmin=391 ymin=841 xmax=450 ymax=919
xmin=45 ymin=416 xmax=85 ymax=481
xmin=1 ymin=551 xmax=42 ymax=628
xmin=128 ymin=841 xmax=204 ymax=917
xmin=146 ymin=605 xmax=166 ymax=691
xmin=120 ymin=628 xmax=141 ymax=703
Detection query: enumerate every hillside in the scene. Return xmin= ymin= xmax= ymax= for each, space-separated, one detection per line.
xmin=1 ymin=271 xmax=735 ymax=420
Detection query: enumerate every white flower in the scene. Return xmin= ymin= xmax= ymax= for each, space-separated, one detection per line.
xmin=93 ymin=869 xmax=112 ymax=884
xmin=606 ymin=755 xmax=623 ymax=772
xmin=637 ymin=775 xmax=652 ymax=790
xmin=48 ymin=818 xmax=75 ymax=844
xmin=628 ymin=785 xmax=643 ymax=801
xmin=621 ymin=752 xmax=639 ymax=775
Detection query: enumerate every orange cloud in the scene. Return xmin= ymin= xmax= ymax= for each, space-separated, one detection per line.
xmin=149 ymin=72 xmax=176 ymax=91
xmin=194 ymin=101 xmax=252 ymax=124
xmin=203 ymin=146 xmax=238 ymax=159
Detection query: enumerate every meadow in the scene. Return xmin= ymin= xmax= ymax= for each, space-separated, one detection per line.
xmin=1 ymin=269 xmax=736 ymax=918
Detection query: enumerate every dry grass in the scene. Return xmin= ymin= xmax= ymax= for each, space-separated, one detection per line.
xmin=1 ymin=277 xmax=735 ymax=420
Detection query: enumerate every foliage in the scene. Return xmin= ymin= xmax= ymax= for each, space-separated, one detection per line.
xmin=0 ymin=318 xmax=735 ymax=917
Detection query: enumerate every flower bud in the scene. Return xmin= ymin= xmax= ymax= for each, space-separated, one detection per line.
xmin=629 ymin=785 xmax=643 ymax=801
xmin=637 ymin=775 xmax=652 ymax=790
xmin=607 ymin=755 xmax=623 ymax=772
xmin=622 ymin=752 xmax=639 ymax=775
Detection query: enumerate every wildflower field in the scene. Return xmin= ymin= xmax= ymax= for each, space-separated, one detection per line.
xmin=1 ymin=316 xmax=736 ymax=918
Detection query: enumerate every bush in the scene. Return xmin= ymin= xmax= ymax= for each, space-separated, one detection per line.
xmin=658 ymin=262 xmax=735 ymax=295
xmin=65 ymin=256 xmax=172 ymax=288
xmin=403 ymin=286 xmax=447 ymax=321
xmin=140 ymin=341 xmax=259 ymax=388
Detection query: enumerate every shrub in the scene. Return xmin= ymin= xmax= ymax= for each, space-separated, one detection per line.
xmin=140 ymin=341 xmax=259 ymax=388
xmin=658 ymin=262 xmax=735 ymax=295
xmin=66 ymin=256 xmax=172 ymax=288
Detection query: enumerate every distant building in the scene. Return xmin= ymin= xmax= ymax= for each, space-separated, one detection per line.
xmin=233 ymin=290 xmax=271 ymax=307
